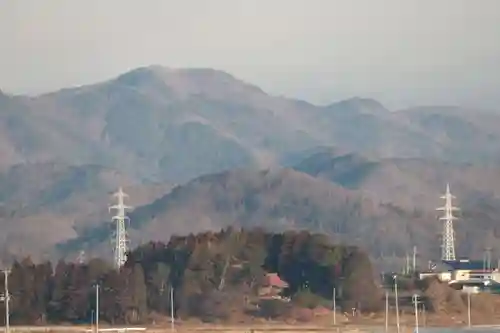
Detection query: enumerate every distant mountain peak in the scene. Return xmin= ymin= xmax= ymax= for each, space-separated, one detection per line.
xmin=115 ymin=65 xmax=247 ymax=87
xmin=326 ymin=97 xmax=389 ymax=114
xmin=114 ymin=65 xmax=169 ymax=87
xmin=112 ymin=65 xmax=265 ymax=100
xmin=122 ymin=65 xmax=234 ymax=77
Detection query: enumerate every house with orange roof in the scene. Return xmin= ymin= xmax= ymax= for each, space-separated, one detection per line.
xmin=258 ymin=272 xmax=289 ymax=300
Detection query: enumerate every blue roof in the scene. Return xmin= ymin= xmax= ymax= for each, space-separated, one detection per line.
xmin=442 ymin=259 xmax=485 ymax=270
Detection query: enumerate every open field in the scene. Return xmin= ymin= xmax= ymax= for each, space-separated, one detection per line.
xmin=0 ymin=325 xmax=458 ymax=333
xmin=2 ymin=310 xmax=497 ymax=333
xmin=2 ymin=311 xmax=499 ymax=333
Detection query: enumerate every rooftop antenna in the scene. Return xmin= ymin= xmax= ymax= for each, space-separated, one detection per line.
xmin=109 ymin=187 xmax=132 ymax=269
xmin=436 ymin=183 xmax=458 ymax=261
xmin=405 ymin=253 xmax=410 ymax=275
xmin=483 ymin=247 xmax=492 ymax=271
xmin=412 ymin=246 xmax=417 ymax=273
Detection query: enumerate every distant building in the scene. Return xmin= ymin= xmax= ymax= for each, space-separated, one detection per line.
xmin=442 ymin=259 xmax=485 ymax=271
xmin=442 ymin=259 xmax=500 ymax=291
xmin=258 ymin=273 xmax=289 ymax=300
xmin=265 ymin=273 xmax=289 ymax=288
xmin=418 ymin=271 xmax=451 ymax=281
xmin=439 ymin=271 xmax=452 ymax=281
xmin=418 ymin=259 xmax=500 ymax=292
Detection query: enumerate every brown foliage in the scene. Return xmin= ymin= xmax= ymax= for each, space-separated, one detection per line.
xmin=422 ymin=278 xmax=466 ymax=314
xmin=1 ymin=228 xmax=379 ymax=324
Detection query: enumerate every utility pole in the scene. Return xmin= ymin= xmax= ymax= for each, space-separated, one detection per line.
xmin=95 ymin=284 xmax=99 ymax=333
xmin=483 ymin=250 xmax=486 ymax=271
xmin=405 ymin=253 xmax=410 ymax=275
xmin=385 ymin=291 xmax=388 ymax=333
xmin=1 ymin=270 xmax=10 ymax=333
xmin=413 ymin=294 xmax=419 ymax=333
xmin=422 ymin=304 xmax=426 ymax=327
xmin=488 ymin=249 xmax=492 ymax=271
xmin=332 ymin=287 xmax=336 ymax=326
xmin=413 ymin=246 xmax=417 ymax=273
xmin=483 ymin=248 xmax=492 ymax=271
xmin=170 ymin=286 xmax=175 ymax=332
xmin=394 ymin=275 xmax=400 ymax=333
xmin=467 ymin=290 xmax=471 ymax=328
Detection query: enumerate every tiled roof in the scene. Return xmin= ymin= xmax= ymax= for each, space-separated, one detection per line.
xmin=443 ymin=259 xmax=486 ymax=270
xmin=266 ymin=273 xmax=288 ymax=288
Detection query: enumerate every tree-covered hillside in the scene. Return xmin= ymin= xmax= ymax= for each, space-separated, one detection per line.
xmin=0 ymin=229 xmax=381 ymax=324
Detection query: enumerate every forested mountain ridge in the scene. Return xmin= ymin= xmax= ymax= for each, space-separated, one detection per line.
xmin=1 ymin=65 xmax=500 ymax=265
xmin=2 ymin=65 xmax=500 ymax=184
xmin=0 ymin=162 xmax=171 ymax=264
xmin=59 ymin=162 xmax=500 ymax=270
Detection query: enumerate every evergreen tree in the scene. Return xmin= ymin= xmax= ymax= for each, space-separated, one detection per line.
xmin=0 ymin=228 xmax=383 ymax=323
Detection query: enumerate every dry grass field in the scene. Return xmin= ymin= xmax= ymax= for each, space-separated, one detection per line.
xmin=3 ymin=304 xmax=499 ymax=333
xmin=0 ymin=327 xmax=408 ymax=333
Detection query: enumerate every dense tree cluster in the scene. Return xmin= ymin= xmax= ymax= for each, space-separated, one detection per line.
xmin=0 ymin=228 xmax=381 ymax=324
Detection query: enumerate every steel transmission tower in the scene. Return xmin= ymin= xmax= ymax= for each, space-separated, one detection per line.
xmin=109 ymin=187 xmax=132 ymax=269
xmin=436 ymin=183 xmax=459 ymax=261
xmin=1 ymin=269 xmax=10 ymax=333
xmin=77 ymin=250 xmax=86 ymax=264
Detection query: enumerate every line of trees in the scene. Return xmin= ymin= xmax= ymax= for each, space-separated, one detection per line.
xmin=0 ymin=228 xmax=382 ymax=324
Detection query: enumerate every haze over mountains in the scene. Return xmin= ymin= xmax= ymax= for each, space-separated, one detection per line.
xmin=1 ymin=65 xmax=500 ymax=268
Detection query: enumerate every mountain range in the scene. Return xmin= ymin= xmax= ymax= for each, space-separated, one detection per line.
xmin=1 ymin=65 xmax=499 ymax=269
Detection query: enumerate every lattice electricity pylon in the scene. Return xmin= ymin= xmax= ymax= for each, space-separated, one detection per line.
xmin=0 ymin=289 xmax=11 ymax=328
xmin=436 ymin=183 xmax=459 ymax=261
xmin=0 ymin=292 xmax=9 ymax=302
xmin=109 ymin=187 xmax=132 ymax=269
xmin=77 ymin=250 xmax=86 ymax=264
xmin=1 ymin=269 xmax=11 ymax=333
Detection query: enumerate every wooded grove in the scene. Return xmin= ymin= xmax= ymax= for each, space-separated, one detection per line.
xmin=0 ymin=228 xmax=382 ymax=324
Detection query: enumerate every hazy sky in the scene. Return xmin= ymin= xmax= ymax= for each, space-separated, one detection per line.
xmin=1 ymin=0 xmax=499 ymax=109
